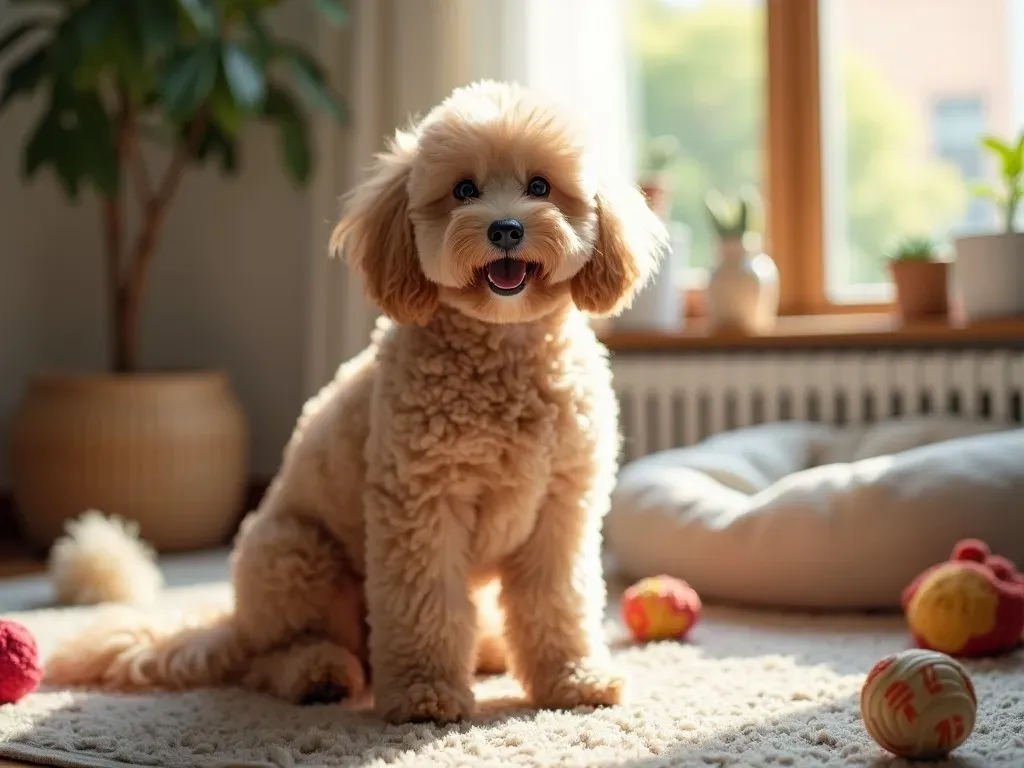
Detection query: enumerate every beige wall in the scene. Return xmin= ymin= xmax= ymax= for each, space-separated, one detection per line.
xmin=0 ymin=2 xmax=327 ymax=486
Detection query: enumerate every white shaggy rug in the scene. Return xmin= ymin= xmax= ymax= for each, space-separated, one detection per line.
xmin=1 ymin=564 xmax=1023 ymax=767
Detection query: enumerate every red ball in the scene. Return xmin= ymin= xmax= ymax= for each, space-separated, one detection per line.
xmin=0 ymin=620 xmax=43 ymax=704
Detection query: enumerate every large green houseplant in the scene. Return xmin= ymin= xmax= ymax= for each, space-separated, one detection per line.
xmin=951 ymin=131 xmax=1024 ymax=322
xmin=1 ymin=0 xmax=347 ymax=551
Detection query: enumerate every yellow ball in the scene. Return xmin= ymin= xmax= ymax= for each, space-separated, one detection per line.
xmin=861 ymin=649 xmax=977 ymax=759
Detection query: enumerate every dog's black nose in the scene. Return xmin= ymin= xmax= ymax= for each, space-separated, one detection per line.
xmin=487 ymin=219 xmax=524 ymax=251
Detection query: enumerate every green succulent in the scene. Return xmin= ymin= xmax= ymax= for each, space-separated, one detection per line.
xmin=972 ymin=131 xmax=1024 ymax=234
xmin=643 ymin=134 xmax=680 ymax=175
xmin=705 ymin=185 xmax=759 ymax=241
xmin=884 ymin=235 xmax=941 ymax=262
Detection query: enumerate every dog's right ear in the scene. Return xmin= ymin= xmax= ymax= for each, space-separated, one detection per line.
xmin=329 ymin=131 xmax=439 ymax=325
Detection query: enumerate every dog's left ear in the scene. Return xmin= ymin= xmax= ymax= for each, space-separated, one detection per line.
xmin=571 ymin=183 xmax=670 ymax=316
xmin=329 ymin=130 xmax=439 ymax=325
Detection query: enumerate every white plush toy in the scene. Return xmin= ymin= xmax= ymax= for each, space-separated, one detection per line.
xmin=48 ymin=510 xmax=164 ymax=605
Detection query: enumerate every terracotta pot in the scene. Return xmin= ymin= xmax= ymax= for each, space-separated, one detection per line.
xmin=9 ymin=370 xmax=249 ymax=553
xmin=889 ymin=259 xmax=949 ymax=322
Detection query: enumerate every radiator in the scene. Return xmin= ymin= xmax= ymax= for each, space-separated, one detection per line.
xmin=611 ymin=349 xmax=1024 ymax=462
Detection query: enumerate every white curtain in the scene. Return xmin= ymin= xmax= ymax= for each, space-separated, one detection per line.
xmin=304 ymin=0 xmax=638 ymax=392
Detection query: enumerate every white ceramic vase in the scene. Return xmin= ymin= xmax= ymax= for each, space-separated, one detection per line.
xmin=705 ymin=237 xmax=780 ymax=334
xmin=951 ymin=232 xmax=1024 ymax=322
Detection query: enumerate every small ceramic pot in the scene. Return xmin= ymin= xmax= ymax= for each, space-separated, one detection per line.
xmin=951 ymin=233 xmax=1024 ymax=322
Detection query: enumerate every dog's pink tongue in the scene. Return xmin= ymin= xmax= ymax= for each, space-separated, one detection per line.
xmin=486 ymin=258 xmax=528 ymax=290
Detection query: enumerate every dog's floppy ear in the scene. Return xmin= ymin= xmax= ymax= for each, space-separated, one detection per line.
xmin=329 ymin=131 xmax=438 ymax=325
xmin=571 ymin=182 xmax=670 ymax=317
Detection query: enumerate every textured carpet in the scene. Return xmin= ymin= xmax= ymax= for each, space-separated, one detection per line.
xmin=1 ymin=575 xmax=1023 ymax=767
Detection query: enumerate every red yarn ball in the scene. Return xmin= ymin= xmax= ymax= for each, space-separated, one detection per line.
xmin=0 ymin=620 xmax=43 ymax=704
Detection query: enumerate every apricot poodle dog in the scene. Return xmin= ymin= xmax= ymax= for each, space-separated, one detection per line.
xmin=46 ymin=80 xmax=669 ymax=724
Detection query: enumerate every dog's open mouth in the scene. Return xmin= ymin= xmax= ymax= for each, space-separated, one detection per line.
xmin=483 ymin=258 xmax=540 ymax=296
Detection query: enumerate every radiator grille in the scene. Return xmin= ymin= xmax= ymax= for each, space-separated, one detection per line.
xmin=612 ymin=349 xmax=1024 ymax=462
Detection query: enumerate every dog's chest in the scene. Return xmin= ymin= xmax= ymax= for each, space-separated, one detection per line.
xmin=407 ymin=349 xmax=581 ymax=563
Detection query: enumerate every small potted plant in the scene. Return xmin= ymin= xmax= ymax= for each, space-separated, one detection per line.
xmin=885 ymin=236 xmax=950 ymax=323
xmin=704 ymin=185 xmax=779 ymax=334
xmin=638 ymin=134 xmax=680 ymax=219
xmin=952 ymin=131 xmax=1024 ymax=322
xmin=1 ymin=0 xmax=347 ymax=551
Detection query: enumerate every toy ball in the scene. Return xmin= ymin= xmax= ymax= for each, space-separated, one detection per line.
xmin=861 ymin=649 xmax=976 ymax=760
xmin=902 ymin=538 xmax=1024 ymax=658
xmin=0 ymin=619 xmax=43 ymax=705
xmin=621 ymin=575 xmax=701 ymax=642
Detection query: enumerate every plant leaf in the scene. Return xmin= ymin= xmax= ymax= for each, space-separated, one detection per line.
xmin=190 ymin=119 xmax=238 ymax=173
xmin=970 ymin=182 xmax=1004 ymax=203
xmin=0 ymin=19 xmax=45 ymax=62
xmin=981 ymin=135 xmax=1013 ymax=157
xmin=135 ymin=0 xmax=178 ymax=56
xmin=161 ymin=41 xmax=219 ymax=118
xmin=71 ymin=0 xmax=119 ymax=49
xmin=982 ymin=134 xmax=1022 ymax=179
xmin=0 ymin=44 xmax=49 ymax=111
xmin=176 ymin=0 xmax=218 ymax=35
xmin=242 ymin=8 xmax=272 ymax=64
xmin=22 ymin=104 xmax=84 ymax=199
xmin=264 ymin=86 xmax=310 ymax=184
xmin=222 ymin=42 xmax=265 ymax=110
xmin=277 ymin=43 xmax=345 ymax=122
xmin=209 ymin=75 xmax=243 ymax=135
xmin=309 ymin=0 xmax=348 ymax=25
xmin=23 ymin=107 xmax=61 ymax=178
xmin=74 ymin=91 xmax=119 ymax=196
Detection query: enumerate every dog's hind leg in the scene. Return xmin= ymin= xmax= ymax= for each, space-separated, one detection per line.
xmin=231 ymin=509 xmax=368 ymax=704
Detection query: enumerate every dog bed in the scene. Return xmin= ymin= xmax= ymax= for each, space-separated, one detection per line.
xmin=605 ymin=418 xmax=1024 ymax=610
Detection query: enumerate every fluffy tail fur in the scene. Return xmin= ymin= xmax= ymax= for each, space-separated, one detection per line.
xmin=45 ymin=607 xmax=249 ymax=692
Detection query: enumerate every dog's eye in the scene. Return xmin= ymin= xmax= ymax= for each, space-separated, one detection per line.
xmin=527 ymin=176 xmax=550 ymax=197
xmin=453 ymin=179 xmax=479 ymax=200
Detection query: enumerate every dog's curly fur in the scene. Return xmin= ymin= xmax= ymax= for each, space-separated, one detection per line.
xmin=45 ymin=81 xmax=669 ymax=724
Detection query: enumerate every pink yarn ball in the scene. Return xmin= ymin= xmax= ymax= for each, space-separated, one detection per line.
xmin=0 ymin=619 xmax=43 ymax=704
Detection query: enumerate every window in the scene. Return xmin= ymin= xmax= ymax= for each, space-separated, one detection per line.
xmin=628 ymin=0 xmax=1024 ymax=316
xmin=932 ymin=98 xmax=986 ymax=180
xmin=931 ymin=97 xmax=990 ymax=233
xmin=628 ymin=0 xmax=765 ymax=287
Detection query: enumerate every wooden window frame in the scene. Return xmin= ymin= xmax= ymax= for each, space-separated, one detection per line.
xmin=685 ymin=0 xmax=893 ymax=319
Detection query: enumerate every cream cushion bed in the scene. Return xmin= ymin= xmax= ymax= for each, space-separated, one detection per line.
xmin=605 ymin=418 xmax=1024 ymax=609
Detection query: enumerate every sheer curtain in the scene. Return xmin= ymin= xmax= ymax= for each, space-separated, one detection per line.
xmin=304 ymin=0 xmax=639 ymax=392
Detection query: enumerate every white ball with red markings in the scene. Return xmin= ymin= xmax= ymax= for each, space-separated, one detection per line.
xmin=860 ymin=649 xmax=977 ymax=759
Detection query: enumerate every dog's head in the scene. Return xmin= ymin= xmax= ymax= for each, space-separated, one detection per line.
xmin=330 ymin=81 xmax=669 ymax=325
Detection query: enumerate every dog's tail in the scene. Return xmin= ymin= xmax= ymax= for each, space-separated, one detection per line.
xmin=45 ymin=606 xmax=250 ymax=692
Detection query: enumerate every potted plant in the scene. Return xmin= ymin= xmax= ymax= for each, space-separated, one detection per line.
xmin=951 ymin=131 xmax=1024 ymax=322
xmin=638 ymin=134 xmax=680 ymax=220
xmin=704 ymin=185 xmax=779 ymax=334
xmin=885 ymin=236 xmax=950 ymax=323
xmin=1 ymin=0 xmax=346 ymax=552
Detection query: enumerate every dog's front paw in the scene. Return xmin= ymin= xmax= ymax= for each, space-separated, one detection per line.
xmin=529 ymin=661 xmax=625 ymax=710
xmin=377 ymin=678 xmax=476 ymax=724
